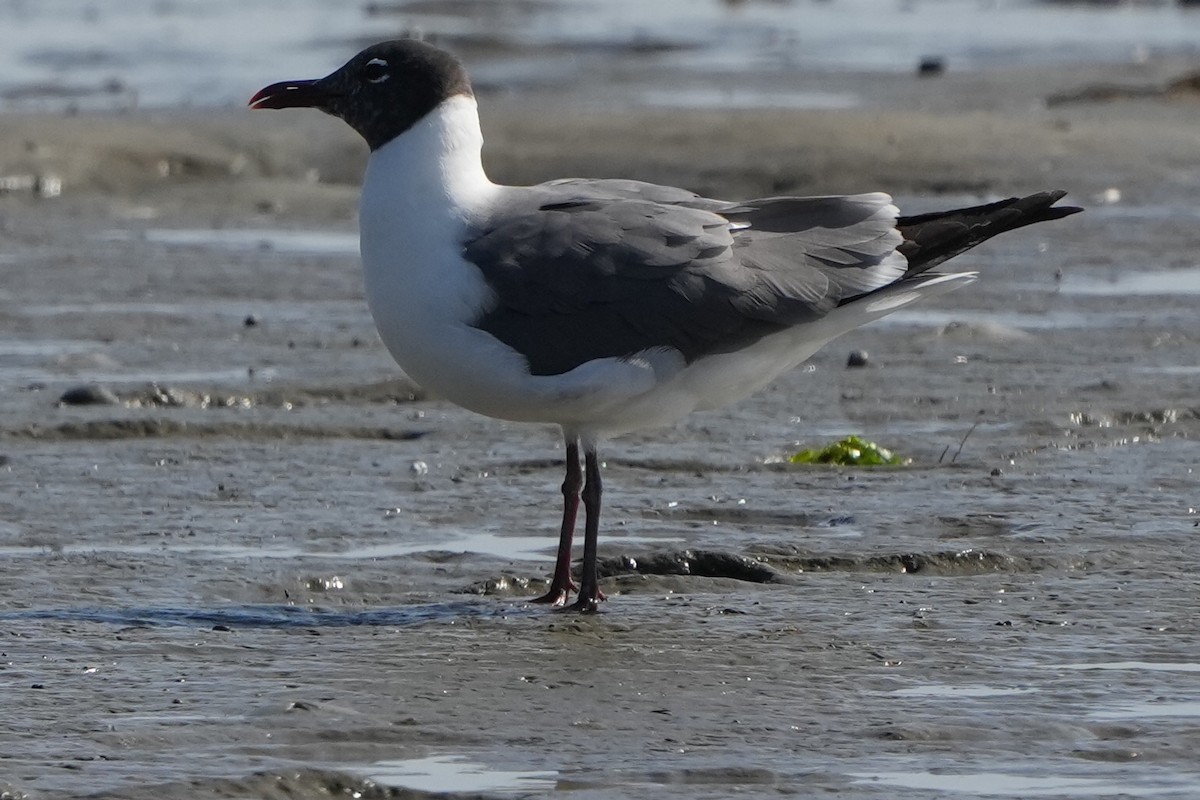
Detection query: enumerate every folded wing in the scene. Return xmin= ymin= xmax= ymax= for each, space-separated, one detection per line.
xmin=465 ymin=181 xmax=907 ymax=376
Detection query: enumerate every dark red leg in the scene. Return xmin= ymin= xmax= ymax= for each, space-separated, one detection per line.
xmin=530 ymin=438 xmax=581 ymax=606
xmin=569 ymin=447 xmax=607 ymax=612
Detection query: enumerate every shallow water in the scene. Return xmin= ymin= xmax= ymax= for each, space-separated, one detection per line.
xmin=2 ymin=0 xmax=1198 ymax=110
xmin=102 ymin=228 xmax=360 ymax=255
xmin=1060 ymin=266 xmax=1200 ymax=297
xmin=849 ymin=770 xmax=1181 ymax=797
xmin=362 ymin=755 xmax=558 ymax=794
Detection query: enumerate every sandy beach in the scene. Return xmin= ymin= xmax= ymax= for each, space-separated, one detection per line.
xmin=2 ymin=54 xmax=1200 ymax=798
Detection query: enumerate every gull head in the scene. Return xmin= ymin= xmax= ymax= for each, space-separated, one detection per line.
xmin=249 ymin=39 xmax=472 ymax=151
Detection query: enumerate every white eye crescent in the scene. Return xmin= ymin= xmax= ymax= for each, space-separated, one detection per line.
xmin=363 ymin=57 xmax=390 ymax=84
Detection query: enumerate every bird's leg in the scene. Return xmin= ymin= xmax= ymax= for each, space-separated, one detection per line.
xmin=570 ymin=447 xmax=607 ymax=612
xmin=530 ymin=438 xmax=581 ymax=606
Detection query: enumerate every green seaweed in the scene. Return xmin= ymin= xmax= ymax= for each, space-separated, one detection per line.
xmin=789 ymin=435 xmax=910 ymax=466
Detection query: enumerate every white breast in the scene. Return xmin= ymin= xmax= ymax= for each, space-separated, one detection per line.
xmin=358 ymin=97 xmax=659 ymax=425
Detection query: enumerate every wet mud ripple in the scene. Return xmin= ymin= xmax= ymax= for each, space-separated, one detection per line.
xmin=56 ymin=379 xmax=426 ymax=410
xmin=0 ymin=601 xmax=526 ymax=630
xmin=470 ymin=548 xmax=1061 ymax=596
xmin=597 ymin=548 xmax=1056 ymax=582
xmin=9 ymin=379 xmax=433 ymax=440
xmin=3 ymin=418 xmax=427 ymax=442
xmin=84 ymin=768 xmax=454 ymax=800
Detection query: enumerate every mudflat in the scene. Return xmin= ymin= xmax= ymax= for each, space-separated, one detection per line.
xmin=1 ymin=61 xmax=1198 ymax=798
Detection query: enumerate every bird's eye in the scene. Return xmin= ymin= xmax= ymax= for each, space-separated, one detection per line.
xmin=363 ymin=58 xmax=389 ymax=84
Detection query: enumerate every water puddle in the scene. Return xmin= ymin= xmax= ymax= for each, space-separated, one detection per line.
xmin=0 ymin=532 xmax=676 ymax=562
xmin=359 ymin=755 xmax=556 ymax=795
xmin=1059 ymin=267 xmax=1200 ymax=297
xmin=635 ymin=87 xmax=858 ymax=110
xmin=321 ymin=532 xmax=561 ymax=561
xmin=1090 ymin=701 xmax=1200 ymax=722
xmin=0 ymin=339 xmax=101 ymax=357
xmin=1134 ymin=365 xmax=1200 ymax=376
xmin=2 ymin=366 xmax=278 ymax=386
xmin=102 ymin=228 xmax=359 ymax=255
xmin=1050 ymin=661 xmax=1200 ymax=672
xmin=887 ymin=684 xmax=1037 ymax=699
xmin=17 ymin=299 xmax=364 ymax=324
xmin=850 ymin=770 xmax=1182 ymax=797
xmin=877 ymin=308 xmax=1121 ymax=331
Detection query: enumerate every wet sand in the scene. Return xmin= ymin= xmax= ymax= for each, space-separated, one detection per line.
xmin=2 ymin=62 xmax=1200 ymax=798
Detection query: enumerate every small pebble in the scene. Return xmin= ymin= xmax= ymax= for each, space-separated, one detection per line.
xmin=58 ymin=384 xmax=120 ymax=406
xmin=243 ymin=314 xmax=259 ymax=328
xmin=917 ymin=56 xmax=945 ymax=77
xmin=35 ymin=173 xmax=63 ymax=198
xmin=846 ymin=350 xmax=870 ymax=368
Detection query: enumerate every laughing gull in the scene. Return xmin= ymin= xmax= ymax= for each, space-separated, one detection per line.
xmin=250 ymin=40 xmax=1081 ymax=612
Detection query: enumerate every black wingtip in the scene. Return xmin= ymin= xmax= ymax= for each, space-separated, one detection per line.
xmin=896 ymin=190 xmax=1083 ymax=275
xmin=1012 ymin=189 xmax=1084 ymax=222
xmin=1042 ymin=204 xmax=1085 ymax=221
xmin=1041 ymin=190 xmax=1084 ymax=221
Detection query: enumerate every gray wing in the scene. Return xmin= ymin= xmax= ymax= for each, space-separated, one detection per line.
xmin=464 ymin=181 xmax=903 ymax=376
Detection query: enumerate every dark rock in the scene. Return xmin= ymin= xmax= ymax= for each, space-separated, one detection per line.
xmin=846 ymin=349 xmax=870 ymax=368
xmin=918 ymin=56 xmax=945 ymax=77
xmin=58 ymin=384 xmax=120 ymax=406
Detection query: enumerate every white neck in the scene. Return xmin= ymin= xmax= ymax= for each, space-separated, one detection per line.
xmin=357 ymin=93 xmax=502 ymax=374
xmin=361 ymin=94 xmax=496 ymax=225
